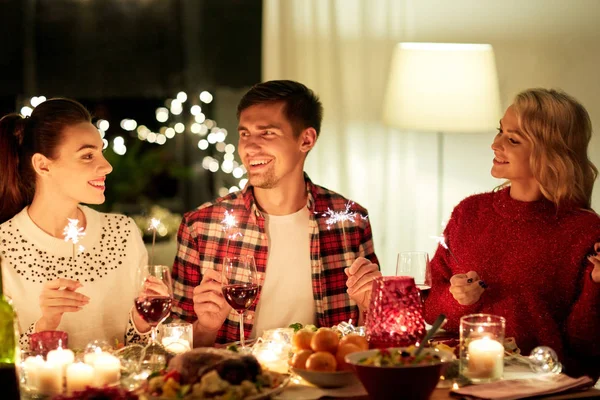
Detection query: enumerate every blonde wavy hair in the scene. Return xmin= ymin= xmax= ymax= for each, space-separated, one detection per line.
xmin=510 ymin=88 xmax=597 ymax=209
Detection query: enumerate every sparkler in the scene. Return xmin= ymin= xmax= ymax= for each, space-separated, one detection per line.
xmin=221 ymin=210 xmax=242 ymax=257
xmin=321 ymin=202 xmax=368 ymax=268
xmin=430 ymin=233 xmax=460 ymax=265
xmin=148 ymin=218 xmax=160 ymax=268
xmin=63 ymin=218 xmax=85 ymax=260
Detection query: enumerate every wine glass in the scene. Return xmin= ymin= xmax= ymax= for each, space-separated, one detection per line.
xmin=221 ymin=254 xmax=259 ymax=350
xmin=135 ymin=264 xmax=172 ymax=371
xmin=396 ymin=252 xmax=431 ymax=301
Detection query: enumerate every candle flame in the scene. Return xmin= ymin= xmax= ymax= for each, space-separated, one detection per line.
xmin=452 ymin=382 xmax=459 ymax=390
xmin=63 ymin=218 xmax=85 ymax=244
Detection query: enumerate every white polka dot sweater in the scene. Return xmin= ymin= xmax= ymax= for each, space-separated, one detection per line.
xmin=0 ymin=206 xmax=149 ymax=350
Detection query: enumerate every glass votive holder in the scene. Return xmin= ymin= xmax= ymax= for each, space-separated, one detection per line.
xmin=252 ymin=340 xmax=290 ymax=374
xmin=261 ymin=328 xmax=294 ymax=346
xmin=159 ymin=322 xmax=193 ymax=354
xmin=459 ymin=314 xmax=506 ymax=383
xmin=365 ymin=276 xmax=426 ymax=349
xmin=83 ymin=339 xmax=114 ymax=365
xmin=30 ymin=331 xmax=68 ymax=358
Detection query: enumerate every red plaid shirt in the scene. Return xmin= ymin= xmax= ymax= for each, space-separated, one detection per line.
xmin=171 ymin=175 xmax=379 ymax=344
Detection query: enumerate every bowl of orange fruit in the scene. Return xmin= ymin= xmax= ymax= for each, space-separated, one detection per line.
xmin=289 ymin=327 xmax=367 ymax=388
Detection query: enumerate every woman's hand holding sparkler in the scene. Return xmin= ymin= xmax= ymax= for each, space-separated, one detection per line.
xmin=587 ymin=242 xmax=600 ymax=283
xmin=345 ymin=257 xmax=381 ymax=311
xmin=192 ymin=269 xmax=232 ymax=344
xmin=449 ymin=271 xmax=486 ymax=306
xmin=36 ymin=278 xmax=89 ymax=332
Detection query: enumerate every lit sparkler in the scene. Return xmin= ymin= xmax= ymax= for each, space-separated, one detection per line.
xmin=321 ymin=202 xmax=368 ymax=268
xmin=430 ymin=232 xmax=460 ymax=265
xmin=63 ymin=218 xmax=85 ymax=260
xmin=221 ymin=210 xmax=242 ymax=257
xmin=148 ymin=218 xmax=160 ymax=268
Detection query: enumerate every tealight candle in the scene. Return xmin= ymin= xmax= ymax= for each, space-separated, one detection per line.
xmin=23 ymin=355 xmax=45 ymax=390
xmin=37 ymin=361 xmax=63 ymax=395
xmin=161 ymin=337 xmax=191 ymax=354
xmin=93 ymin=353 xmax=121 ymax=387
xmin=252 ymin=342 xmax=290 ymax=374
xmin=66 ymin=362 xmax=94 ymax=394
xmin=466 ymin=336 xmax=504 ymax=380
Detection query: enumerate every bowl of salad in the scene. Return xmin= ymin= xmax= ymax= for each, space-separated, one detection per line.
xmin=345 ymin=347 xmax=454 ymax=400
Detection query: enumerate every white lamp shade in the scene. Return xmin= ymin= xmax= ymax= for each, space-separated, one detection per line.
xmin=383 ymin=42 xmax=501 ymax=133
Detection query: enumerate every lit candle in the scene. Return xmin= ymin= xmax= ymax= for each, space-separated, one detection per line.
xmin=37 ymin=361 xmax=63 ymax=395
xmin=253 ymin=342 xmax=289 ymax=374
xmin=93 ymin=353 xmax=121 ymax=387
xmin=161 ymin=337 xmax=191 ymax=354
xmin=84 ymin=348 xmax=103 ymax=365
xmin=66 ymin=362 xmax=94 ymax=394
xmin=466 ymin=336 xmax=504 ymax=379
xmin=23 ymin=356 xmax=45 ymax=390
xmin=47 ymin=348 xmax=75 ymax=371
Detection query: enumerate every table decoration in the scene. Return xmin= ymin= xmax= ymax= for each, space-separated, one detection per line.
xmin=30 ymin=330 xmax=68 ymax=357
xmin=65 ymin=362 xmax=94 ymax=394
xmin=459 ymin=314 xmax=505 ymax=383
xmin=365 ymin=276 xmax=426 ymax=348
xmin=160 ymin=322 xmax=193 ymax=354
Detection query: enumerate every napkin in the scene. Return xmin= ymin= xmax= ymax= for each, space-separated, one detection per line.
xmin=452 ymin=374 xmax=594 ymax=400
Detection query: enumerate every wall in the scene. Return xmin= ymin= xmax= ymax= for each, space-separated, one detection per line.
xmin=402 ymin=0 xmax=600 ymax=218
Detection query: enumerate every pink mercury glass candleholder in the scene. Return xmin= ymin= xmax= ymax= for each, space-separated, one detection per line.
xmin=365 ymin=276 xmax=426 ymax=349
xmin=30 ymin=330 xmax=69 ymax=357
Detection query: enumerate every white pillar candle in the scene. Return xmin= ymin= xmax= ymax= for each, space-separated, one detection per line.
xmin=84 ymin=348 xmax=103 ymax=365
xmin=66 ymin=362 xmax=94 ymax=394
xmin=23 ymin=356 xmax=45 ymax=390
xmin=47 ymin=348 xmax=75 ymax=370
xmin=37 ymin=361 xmax=63 ymax=395
xmin=467 ymin=336 xmax=504 ymax=379
xmin=93 ymin=353 xmax=121 ymax=387
xmin=161 ymin=337 xmax=191 ymax=354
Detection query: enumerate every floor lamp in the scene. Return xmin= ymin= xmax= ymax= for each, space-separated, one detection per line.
xmin=382 ymin=42 xmax=501 ymax=226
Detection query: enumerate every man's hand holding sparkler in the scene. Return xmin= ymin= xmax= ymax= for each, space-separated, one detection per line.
xmin=449 ymin=271 xmax=486 ymax=306
xmin=192 ymin=269 xmax=232 ymax=346
xmin=345 ymin=257 xmax=381 ymax=318
xmin=36 ymin=278 xmax=90 ymax=332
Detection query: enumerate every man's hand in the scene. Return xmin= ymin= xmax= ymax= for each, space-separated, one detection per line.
xmin=345 ymin=257 xmax=382 ymax=311
xmin=37 ymin=278 xmax=89 ymax=332
xmin=193 ymin=269 xmax=232 ymax=333
xmin=449 ymin=271 xmax=485 ymax=306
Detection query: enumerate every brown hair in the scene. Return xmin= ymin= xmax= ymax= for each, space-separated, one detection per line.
xmin=236 ymin=80 xmax=323 ymax=137
xmin=0 ymin=98 xmax=91 ymax=223
xmin=512 ymin=88 xmax=597 ymax=209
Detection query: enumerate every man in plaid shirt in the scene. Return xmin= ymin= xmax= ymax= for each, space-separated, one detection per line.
xmin=171 ymin=80 xmax=381 ymax=346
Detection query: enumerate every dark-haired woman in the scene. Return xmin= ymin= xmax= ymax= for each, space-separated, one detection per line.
xmin=0 ymin=98 xmax=152 ymax=349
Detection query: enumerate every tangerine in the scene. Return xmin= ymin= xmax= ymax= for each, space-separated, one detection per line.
xmin=306 ymin=351 xmax=337 ymax=372
xmin=310 ymin=328 xmax=339 ymax=353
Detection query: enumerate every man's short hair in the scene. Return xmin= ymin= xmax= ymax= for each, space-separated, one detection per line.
xmin=237 ymin=80 xmax=323 ymax=137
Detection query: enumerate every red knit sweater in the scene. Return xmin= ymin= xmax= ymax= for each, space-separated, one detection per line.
xmin=424 ymin=187 xmax=600 ymax=378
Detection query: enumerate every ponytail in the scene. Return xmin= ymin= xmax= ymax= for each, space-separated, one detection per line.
xmin=0 ymin=114 xmax=30 ymax=224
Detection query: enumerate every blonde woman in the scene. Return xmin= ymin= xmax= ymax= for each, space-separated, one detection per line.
xmin=424 ymin=89 xmax=600 ymax=380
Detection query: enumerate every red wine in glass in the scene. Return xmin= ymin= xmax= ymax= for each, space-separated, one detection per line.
xmin=135 ymin=296 xmax=172 ymax=326
xmin=416 ymin=284 xmax=431 ymax=302
xmin=222 ymin=284 xmax=259 ymax=312
xmin=222 ymin=254 xmax=258 ymax=350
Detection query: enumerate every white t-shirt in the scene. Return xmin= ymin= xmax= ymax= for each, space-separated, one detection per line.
xmin=0 ymin=206 xmax=147 ymax=350
xmin=251 ymin=207 xmax=315 ymax=338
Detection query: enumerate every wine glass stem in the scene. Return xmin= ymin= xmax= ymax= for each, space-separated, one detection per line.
xmin=239 ymin=311 xmax=245 ymax=348
xmin=151 ymin=326 xmax=158 ymax=344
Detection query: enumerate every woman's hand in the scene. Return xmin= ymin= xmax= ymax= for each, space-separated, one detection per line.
xmin=449 ymin=271 xmax=486 ymax=306
xmin=132 ymin=276 xmax=171 ymax=333
xmin=587 ymin=242 xmax=600 ymax=283
xmin=36 ymin=278 xmax=89 ymax=332
xmin=345 ymin=257 xmax=382 ymax=311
